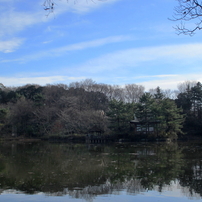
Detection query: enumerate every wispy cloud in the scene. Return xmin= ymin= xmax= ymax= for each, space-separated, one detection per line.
xmin=0 ymin=0 xmax=121 ymax=39
xmin=0 ymin=76 xmax=85 ymax=87
xmin=138 ymin=74 xmax=202 ymax=90
xmin=135 ymin=74 xmax=178 ymax=79
xmin=1 ymin=35 xmax=133 ymax=63
xmin=0 ymin=0 xmax=122 ymax=53
xmin=77 ymin=43 xmax=202 ymax=73
xmin=0 ymin=38 xmax=24 ymax=53
xmin=85 ymin=73 xmax=202 ymax=90
xmin=54 ymin=0 xmax=121 ymax=15
xmin=0 ymin=9 xmax=46 ymax=38
xmin=52 ymin=35 xmax=132 ymax=52
xmin=2 ymin=73 xmax=202 ymax=90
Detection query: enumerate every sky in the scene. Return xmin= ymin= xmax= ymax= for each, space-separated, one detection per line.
xmin=1 ymin=0 xmax=202 ymax=90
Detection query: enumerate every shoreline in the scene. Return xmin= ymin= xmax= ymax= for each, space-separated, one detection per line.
xmin=1 ymin=134 xmax=202 ymax=143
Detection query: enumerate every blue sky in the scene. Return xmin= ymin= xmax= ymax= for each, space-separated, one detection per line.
xmin=1 ymin=0 xmax=202 ymax=90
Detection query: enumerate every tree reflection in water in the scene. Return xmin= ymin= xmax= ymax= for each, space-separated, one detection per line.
xmin=0 ymin=141 xmax=201 ymax=201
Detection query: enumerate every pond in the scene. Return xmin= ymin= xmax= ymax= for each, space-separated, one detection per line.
xmin=0 ymin=141 xmax=201 ymax=201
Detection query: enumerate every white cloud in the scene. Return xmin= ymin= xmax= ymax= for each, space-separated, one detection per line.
xmin=0 ymin=76 xmax=65 ymax=86
xmin=135 ymin=74 xmax=178 ymax=79
xmin=2 ymin=73 xmax=202 ymax=90
xmin=0 ymin=9 xmax=46 ymax=38
xmin=42 ymin=40 xmax=53 ymax=44
xmin=89 ymin=74 xmax=202 ymax=90
xmin=0 ymin=0 xmax=122 ymax=53
xmin=0 ymin=38 xmax=24 ymax=53
xmin=6 ymin=40 xmax=202 ymax=65
xmin=0 ymin=76 xmax=86 ymax=87
xmin=1 ymin=35 xmax=132 ymax=62
xmin=138 ymin=74 xmax=202 ymax=90
xmin=0 ymin=0 xmax=121 ymax=39
xmin=53 ymin=35 xmax=133 ymax=52
xmin=54 ymin=0 xmax=121 ymax=15
xmin=77 ymin=43 xmax=202 ymax=73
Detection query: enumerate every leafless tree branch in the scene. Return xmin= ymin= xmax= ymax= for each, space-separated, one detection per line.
xmin=43 ymin=0 xmax=105 ymax=16
xmin=171 ymin=0 xmax=202 ymax=35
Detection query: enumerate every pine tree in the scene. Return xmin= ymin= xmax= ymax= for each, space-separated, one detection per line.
xmin=156 ymin=99 xmax=184 ymax=140
xmin=107 ymin=100 xmax=134 ymax=134
xmin=135 ymin=93 xmax=184 ymax=140
xmin=176 ymin=82 xmax=202 ymax=136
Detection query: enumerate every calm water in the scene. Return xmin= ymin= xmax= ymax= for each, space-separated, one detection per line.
xmin=0 ymin=141 xmax=202 ymax=201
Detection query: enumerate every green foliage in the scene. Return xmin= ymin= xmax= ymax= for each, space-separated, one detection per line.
xmin=156 ymin=99 xmax=184 ymax=139
xmin=107 ymin=100 xmax=134 ymax=135
xmin=0 ymin=89 xmax=17 ymax=104
xmin=17 ymin=85 xmax=45 ymax=106
xmin=0 ymin=81 xmax=197 ymax=140
xmin=0 ymin=107 xmax=9 ymax=130
xmin=176 ymin=82 xmax=202 ymax=135
xmin=0 ymin=84 xmax=110 ymax=137
xmin=135 ymin=92 xmax=156 ymax=121
xmin=135 ymin=93 xmax=184 ymax=140
xmin=154 ymin=86 xmax=164 ymax=100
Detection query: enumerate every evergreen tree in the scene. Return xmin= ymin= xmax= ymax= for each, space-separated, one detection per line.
xmin=176 ymin=82 xmax=202 ymax=136
xmin=135 ymin=93 xmax=157 ymax=132
xmin=154 ymin=86 xmax=164 ymax=100
xmin=156 ymin=99 xmax=184 ymax=140
xmin=135 ymin=93 xmax=184 ymax=140
xmin=107 ymin=100 xmax=134 ymax=135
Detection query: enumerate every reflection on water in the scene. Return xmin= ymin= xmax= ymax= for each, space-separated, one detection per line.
xmin=0 ymin=141 xmax=202 ymax=201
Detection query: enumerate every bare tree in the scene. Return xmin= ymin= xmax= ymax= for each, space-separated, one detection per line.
xmin=177 ymin=80 xmax=198 ymax=93
xmin=124 ymin=84 xmax=145 ymax=103
xmin=163 ymin=89 xmax=178 ymax=100
xmin=172 ymin=0 xmax=202 ymax=35
xmin=80 ymin=79 xmax=96 ymax=91
xmin=149 ymin=87 xmax=178 ymax=99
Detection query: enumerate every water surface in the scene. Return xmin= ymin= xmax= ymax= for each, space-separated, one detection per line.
xmin=0 ymin=141 xmax=201 ymax=201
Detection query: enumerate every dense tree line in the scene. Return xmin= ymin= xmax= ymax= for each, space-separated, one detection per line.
xmin=0 ymin=79 xmax=201 ymax=140
xmin=106 ymin=90 xmax=184 ymax=140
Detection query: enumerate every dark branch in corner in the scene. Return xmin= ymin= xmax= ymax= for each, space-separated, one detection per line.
xmin=43 ymin=0 xmax=56 ymax=15
xmin=170 ymin=0 xmax=202 ymax=35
